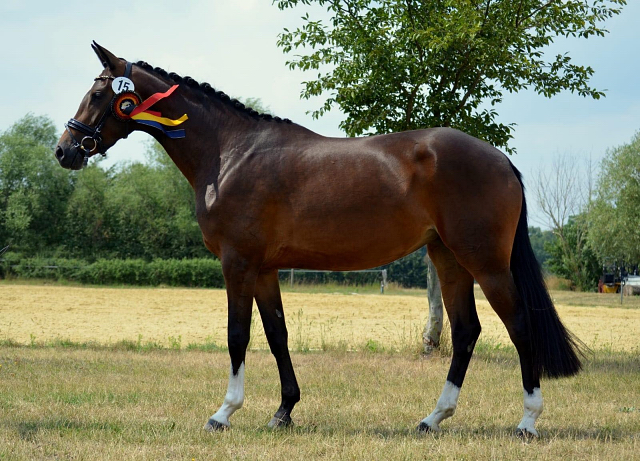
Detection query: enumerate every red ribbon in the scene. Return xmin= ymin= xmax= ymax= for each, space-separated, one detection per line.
xmin=130 ymin=84 xmax=180 ymax=117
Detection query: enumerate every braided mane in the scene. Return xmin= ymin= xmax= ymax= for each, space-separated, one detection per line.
xmin=134 ymin=61 xmax=292 ymax=124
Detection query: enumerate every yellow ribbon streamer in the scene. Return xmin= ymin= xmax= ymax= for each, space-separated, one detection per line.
xmin=131 ymin=112 xmax=189 ymax=126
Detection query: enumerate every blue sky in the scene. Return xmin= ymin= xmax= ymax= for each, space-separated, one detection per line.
xmin=1 ymin=0 xmax=638 ymax=228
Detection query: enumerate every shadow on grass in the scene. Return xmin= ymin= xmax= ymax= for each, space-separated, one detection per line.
xmin=256 ymin=421 xmax=638 ymax=442
xmin=15 ymin=419 xmax=124 ymax=441
xmin=12 ymin=417 xmax=637 ymax=444
xmin=540 ymin=425 xmax=639 ymax=442
xmin=12 ymin=417 xmax=183 ymax=443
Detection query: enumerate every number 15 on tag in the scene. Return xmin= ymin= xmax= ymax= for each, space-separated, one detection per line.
xmin=112 ymin=77 xmax=135 ymax=94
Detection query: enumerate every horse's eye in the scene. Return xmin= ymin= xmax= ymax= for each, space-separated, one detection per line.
xmin=91 ymin=91 xmax=103 ymax=101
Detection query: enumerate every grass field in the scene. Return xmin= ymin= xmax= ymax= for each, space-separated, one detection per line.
xmin=1 ymin=282 xmax=639 ymax=460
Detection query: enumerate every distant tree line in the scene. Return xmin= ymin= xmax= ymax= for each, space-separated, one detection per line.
xmin=532 ymin=132 xmax=640 ymax=291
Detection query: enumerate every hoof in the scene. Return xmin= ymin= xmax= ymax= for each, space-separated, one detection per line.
xmin=204 ymin=418 xmax=229 ymax=432
xmin=515 ymin=427 xmax=539 ymax=440
xmin=417 ymin=422 xmax=433 ymax=433
xmin=268 ymin=414 xmax=293 ymax=429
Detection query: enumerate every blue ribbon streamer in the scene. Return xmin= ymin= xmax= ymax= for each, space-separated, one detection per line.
xmin=134 ymin=119 xmax=186 ymax=139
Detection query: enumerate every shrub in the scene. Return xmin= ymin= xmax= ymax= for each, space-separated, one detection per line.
xmin=0 ymin=255 xmax=224 ymax=288
xmin=0 ymin=254 xmax=85 ymax=281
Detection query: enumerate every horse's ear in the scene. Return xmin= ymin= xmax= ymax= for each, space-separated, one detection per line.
xmin=91 ymin=41 xmax=118 ymax=70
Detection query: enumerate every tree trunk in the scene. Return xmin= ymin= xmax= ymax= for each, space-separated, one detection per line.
xmin=423 ymin=256 xmax=443 ymax=353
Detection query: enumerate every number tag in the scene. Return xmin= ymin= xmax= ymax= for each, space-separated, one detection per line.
xmin=112 ymin=77 xmax=135 ymax=94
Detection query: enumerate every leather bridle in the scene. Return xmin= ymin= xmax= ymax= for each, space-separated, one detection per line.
xmin=65 ymin=61 xmax=134 ymax=161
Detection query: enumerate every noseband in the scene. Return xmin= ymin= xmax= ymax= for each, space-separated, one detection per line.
xmin=65 ymin=61 xmax=134 ymax=161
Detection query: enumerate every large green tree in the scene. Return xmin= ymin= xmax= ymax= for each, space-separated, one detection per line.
xmin=277 ymin=0 xmax=625 ymax=151
xmin=589 ymin=131 xmax=640 ymax=263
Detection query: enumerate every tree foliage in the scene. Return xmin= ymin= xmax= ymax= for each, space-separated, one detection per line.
xmin=0 ymin=114 xmax=74 ymax=253
xmin=545 ymin=214 xmax=600 ymax=291
xmin=528 ymin=226 xmax=555 ymax=269
xmin=589 ymin=130 xmax=640 ymax=263
xmin=277 ymin=0 xmax=625 ymax=151
xmin=63 ymin=141 xmax=207 ymax=260
xmin=0 ymin=115 xmax=206 ymax=261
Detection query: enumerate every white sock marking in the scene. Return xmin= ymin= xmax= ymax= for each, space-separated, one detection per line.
xmin=210 ymin=362 xmax=245 ymax=427
xmin=517 ymin=387 xmax=543 ymax=436
xmin=421 ymin=381 xmax=460 ymax=431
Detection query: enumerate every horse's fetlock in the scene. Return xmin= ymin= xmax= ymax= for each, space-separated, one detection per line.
xmin=284 ymin=388 xmax=301 ymax=404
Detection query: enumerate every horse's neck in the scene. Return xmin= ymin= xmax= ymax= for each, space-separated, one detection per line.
xmin=148 ymin=90 xmax=313 ymax=188
xmin=146 ymin=93 xmax=257 ymax=187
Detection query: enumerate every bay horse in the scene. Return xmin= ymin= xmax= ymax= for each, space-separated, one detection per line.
xmin=55 ymin=42 xmax=583 ymax=437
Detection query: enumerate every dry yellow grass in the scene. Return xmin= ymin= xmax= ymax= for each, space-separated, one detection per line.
xmin=1 ymin=283 xmax=639 ymax=351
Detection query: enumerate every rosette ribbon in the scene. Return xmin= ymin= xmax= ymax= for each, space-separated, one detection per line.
xmin=130 ymin=85 xmax=188 ymax=139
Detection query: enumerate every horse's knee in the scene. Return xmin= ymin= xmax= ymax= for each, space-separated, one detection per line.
xmin=450 ymin=320 xmax=481 ymax=355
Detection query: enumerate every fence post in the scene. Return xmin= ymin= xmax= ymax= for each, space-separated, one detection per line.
xmin=290 ymin=268 xmax=294 ymax=288
xmin=381 ymin=269 xmax=387 ymax=294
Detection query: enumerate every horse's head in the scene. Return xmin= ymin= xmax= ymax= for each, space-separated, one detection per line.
xmin=55 ymin=42 xmax=140 ymax=170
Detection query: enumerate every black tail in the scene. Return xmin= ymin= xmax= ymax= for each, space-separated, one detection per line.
xmin=509 ymin=164 xmax=585 ymax=378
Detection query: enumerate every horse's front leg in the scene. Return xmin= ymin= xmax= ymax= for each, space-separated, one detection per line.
xmin=254 ymin=270 xmax=300 ymax=428
xmin=204 ymin=255 xmax=258 ymax=431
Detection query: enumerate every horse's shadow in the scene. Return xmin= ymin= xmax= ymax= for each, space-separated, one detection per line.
xmin=12 ymin=418 xmax=634 ymax=443
xmin=259 ymin=421 xmax=635 ymax=442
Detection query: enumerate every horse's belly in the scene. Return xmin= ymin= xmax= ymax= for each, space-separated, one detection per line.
xmin=274 ymin=207 xmax=434 ymax=270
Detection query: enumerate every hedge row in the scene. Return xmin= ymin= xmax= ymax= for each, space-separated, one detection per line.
xmin=0 ymin=254 xmax=224 ymax=288
xmin=1 ymin=248 xmax=429 ymax=288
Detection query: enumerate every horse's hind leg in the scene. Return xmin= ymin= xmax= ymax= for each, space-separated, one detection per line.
xmin=474 ymin=271 xmax=543 ymax=437
xmin=418 ymin=238 xmax=480 ymax=432
xmin=254 ymin=270 xmax=300 ymax=428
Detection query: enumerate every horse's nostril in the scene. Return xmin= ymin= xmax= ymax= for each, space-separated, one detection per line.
xmin=55 ymin=146 xmax=64 ymax=161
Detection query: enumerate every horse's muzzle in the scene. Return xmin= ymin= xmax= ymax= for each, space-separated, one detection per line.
xmin=55 ymin=145 xmax=85 ymax=170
